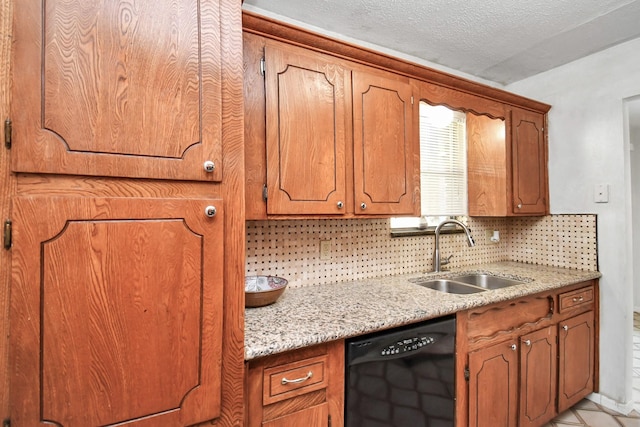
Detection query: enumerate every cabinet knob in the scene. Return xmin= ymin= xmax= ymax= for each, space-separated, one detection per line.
xmin=510 ymin=344 xmax=517 ymax=351
xmin=524 ymin=339 xmax=531 ymax=346
xmin=562 ymin=325 xmax=569 ymax=331
xmin=204 ymin=206 xmax=217 ymax=218
xmin=203 ymin=160 xmax=216 ymax=173
xmin=360 ymin=202 xmax=367 ymax=210
xmin=337 ymin=201 xmax=344 ymax=209
xmin=517 ymin=203 xmax=522 ymax=209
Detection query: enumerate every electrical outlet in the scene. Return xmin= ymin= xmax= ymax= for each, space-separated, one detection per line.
xmin=485 ymin=230 xmax=500 ymax=244
xmin=320 ymin=239 xmax=331 ymax=260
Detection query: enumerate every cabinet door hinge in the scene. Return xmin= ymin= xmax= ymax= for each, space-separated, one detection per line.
xmin=4 ymin=220 xmax=12 ymax=250
xmin=260 ymin=57 xmax=265 ymax=77
xmin=411 ymin=96 xmax=414 ymax=105
xmin=262 ymin=184 xmax=268 ymax=202
xmin=464 ymin=366 xmax=470 ymax=381
xmin=3 ymin=418 xmax=11 ymax=427
xmin=328 ymin=414 xmax=332 ymax=427
xmin=4 ymin=119 xmax=12 ymax=149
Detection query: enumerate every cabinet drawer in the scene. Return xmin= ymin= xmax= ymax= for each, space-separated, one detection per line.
xmin=263 ymin=355 xmax=327 ymax=405
xmin=465 ymin=293 xmax=554 ymax=344
xmin=559 ymin=286 xmax=594 ymax=313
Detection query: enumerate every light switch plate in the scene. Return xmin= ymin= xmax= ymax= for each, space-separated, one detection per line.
xmin=320 ymin=239 xmax=331 ymax=260
xmin=594 ymin=184 xmax=609 ymax=203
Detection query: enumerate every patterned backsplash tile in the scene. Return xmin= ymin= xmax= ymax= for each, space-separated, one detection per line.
xmin=246 ymin=215 xmax=597 ymax=288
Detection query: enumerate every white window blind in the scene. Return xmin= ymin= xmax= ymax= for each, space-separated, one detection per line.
xmin=420 ymin=102 xmax=467 ymax=216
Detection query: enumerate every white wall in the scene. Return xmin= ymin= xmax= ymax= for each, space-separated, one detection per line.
xmin=631 ymin=103 xmax=640 ymax=312
xmin=507 ymin=38 xmax=640 ymax=411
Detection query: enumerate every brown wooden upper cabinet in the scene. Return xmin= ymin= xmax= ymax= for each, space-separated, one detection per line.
xmin=352 ymin=70 xmax=416 ymax=215
xmin=11 ymin=0 xmax=223 ymax=181
xmin=264 ymin=44 xmax=350 ymax=215
xmin=466 ymin=108 xmax=548 ymax=217
xmin=510 ymin=107 xmax=549 ymax=215
xmin=244 ymin=35 xmax=419 ymax=219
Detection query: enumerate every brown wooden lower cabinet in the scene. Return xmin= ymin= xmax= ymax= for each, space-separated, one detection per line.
xmin=468 ymin=338 xmax=519 ymax=427
xmin=245 ymin=281 xmax=597 ymax=427
xmin=558 ymin=310 xmax=595 ymax=413
xmin=10 ymin=196 xmax=228 ymax=426
xmin=519 ymin=325 xmax=557 ymax=427
xmin=460 ymin=280 xmax=598 ymax=427
xmin=246 ymin=341 xmax=344 ymax=427
xmin=262 ymin=404 xmax=329 ymax=427
xmin=467 ymin=325 xmax=557 ymax=427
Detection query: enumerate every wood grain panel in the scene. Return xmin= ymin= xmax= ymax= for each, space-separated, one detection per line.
xmin=558 ymin=311 xmax=595 ymax=413
xmin=262 ymin=403 xmax=329 ymax=427
xmin=559 ymin=285 xmax=595 ymax=313
xmin=467 ymin=113 xmax=508 ymax=216
xmin=244 ymin=33 xmax=268 ymax=220
xmin=214 ymin=0 xmax=246 ymax=423
xmin=265 ymin=44 xmax=348 ymax=215
xmin=10 ymin=196 xmax=225 ymax=426
xmin=264 ymin=356 xmax=327 ymax=405
xmin=468 ymin=340 xmax=518 ymax=427
xmin=352 ymin=70 xmax=416 ymax=215
xmin=511 ymin=108 xmax=548 ymax=215
xmin=16 ymin=174 xmax=224 ymax=199
xmin=247 ymin=341 xmax=343 ymax=427
xmin=12 ymin=0 xmax=223 ymax=181
xmin=414 ymin=79 xmax=506 ymax=119
xmin=465 ymin=293 xmax=554 ymax=347
xmin=519 ymin=326 xmax=557 ymax=427
xmin=0 ymin=0 xmax=13 ymax=419
xmin=263 ymin=390 xmax=327 ymax=421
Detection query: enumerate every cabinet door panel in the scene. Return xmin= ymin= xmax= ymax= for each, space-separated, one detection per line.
xmin=262 ymin=403 xmax=328 ymax=427
xmin=352 ymin=70 xmax=416 ymax=215
xmin=265 ymin=45 xmax=348 ymax=215
xmin=558 ymin=311 xmax=595 ymax=413
xmin=468 ymin=340 xmax=518 ymax=427
xmin=467 ymin=114 xmax=508 ymax=216
xmin=12 ymin=0 xmax=222 ymax=181
xmin=511 ymin=108 xmax=547 ymax=215
xmin=520 ymin=326 xmax=557 ymax=427
xmin=10 ymin=196 xmax=224 ymax=426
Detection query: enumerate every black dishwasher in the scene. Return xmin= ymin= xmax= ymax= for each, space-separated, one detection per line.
xmin=345 ymin=316 xmax=455 ymax=427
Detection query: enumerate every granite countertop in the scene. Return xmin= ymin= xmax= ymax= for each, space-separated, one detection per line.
xmin=244 ymin=261 xmax=601 ymax=360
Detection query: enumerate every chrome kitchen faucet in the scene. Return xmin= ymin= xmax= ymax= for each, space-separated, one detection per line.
xmin=433 ymin=219 xmax=475 ymax=272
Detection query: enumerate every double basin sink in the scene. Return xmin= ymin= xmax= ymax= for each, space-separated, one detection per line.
xmin=412 ymin=273 xmax=526 ymax=294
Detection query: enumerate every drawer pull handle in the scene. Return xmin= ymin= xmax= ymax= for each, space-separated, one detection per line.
xmin=281 ymin=371 xmax=313 ymax=385
xmin=572 ymin=296 xmax=584 ymax=302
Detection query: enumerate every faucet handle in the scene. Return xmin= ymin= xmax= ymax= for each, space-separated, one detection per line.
xmin=441 ymin=254 xmax=454 ymax=266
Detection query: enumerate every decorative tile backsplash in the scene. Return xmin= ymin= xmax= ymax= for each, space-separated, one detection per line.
xmin=245 ymin=215 xmax=598 ymax=288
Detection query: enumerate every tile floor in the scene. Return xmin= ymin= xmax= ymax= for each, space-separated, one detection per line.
xmin=541 ymin=312 xmax=640 ymax=426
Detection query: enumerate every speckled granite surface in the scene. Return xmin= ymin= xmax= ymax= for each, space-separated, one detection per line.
xmin=244 ymin=261 xmax=601 ymax=360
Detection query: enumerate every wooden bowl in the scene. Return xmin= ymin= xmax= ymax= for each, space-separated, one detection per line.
xmin=245 ymin=276 xmax=288 ymax=308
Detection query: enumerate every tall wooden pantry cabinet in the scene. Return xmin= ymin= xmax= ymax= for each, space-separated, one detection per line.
xmin=2 ymin=0 xmax=245 ymax=425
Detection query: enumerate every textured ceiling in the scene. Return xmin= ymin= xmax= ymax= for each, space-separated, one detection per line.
xmin=242 ymin=0 xmax=640 ymax=85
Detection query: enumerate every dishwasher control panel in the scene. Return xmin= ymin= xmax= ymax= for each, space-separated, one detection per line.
xmin=380 ymin=336 xmax=434 ymax=356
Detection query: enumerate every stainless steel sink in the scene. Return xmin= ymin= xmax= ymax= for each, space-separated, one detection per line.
xmin=450 ymin=274 xmax=524 ymax=290
xmin=413 ymin=279 xmax=486 ymax=294
xmin=411 ymin=273 xmax=526 ymax=294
